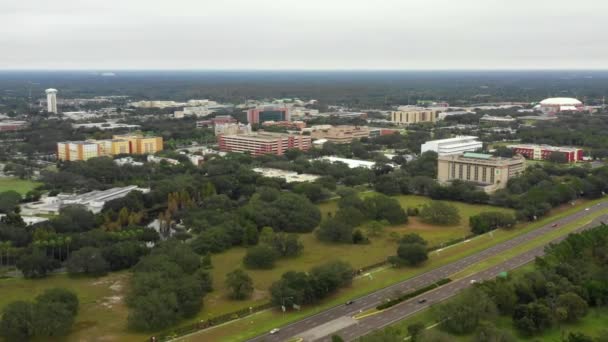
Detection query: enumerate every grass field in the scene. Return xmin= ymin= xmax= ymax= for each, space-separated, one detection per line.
xmin=0 ymin=177 xmax=41 ymax=195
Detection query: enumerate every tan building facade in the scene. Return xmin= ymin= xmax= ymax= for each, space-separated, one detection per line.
xmin=437 ymin=152 xmax=526 ymax=193
xmin=309 ymin=125 xmax=370 ymax=144
xmin=391 ymin=108 xmax=440 ymax=125
xmin=57 ymin=134 xmax=163 ymax=161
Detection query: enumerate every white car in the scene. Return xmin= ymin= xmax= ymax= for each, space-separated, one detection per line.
xmin=270 ymin=328 xmax=280 ymax=335
xmin=585 ymin=208 xmax=590 ymax=211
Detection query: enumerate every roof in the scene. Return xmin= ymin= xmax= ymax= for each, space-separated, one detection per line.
xmin=462 ymin=152 xmax=493 ymax=159
xmin=45 ymin=88 xmax=58 ymax=93
xmin=539 ymin=97 xmax=582 ymax=106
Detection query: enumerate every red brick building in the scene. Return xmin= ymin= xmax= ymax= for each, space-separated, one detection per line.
xmin=508 ymin=144 xmax=583 ymax=163
xmin=218 ymin=132 xmax=311 ymax=156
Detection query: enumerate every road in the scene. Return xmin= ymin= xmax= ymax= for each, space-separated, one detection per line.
xmin=248 ymin=201 xmax=608 ymax=342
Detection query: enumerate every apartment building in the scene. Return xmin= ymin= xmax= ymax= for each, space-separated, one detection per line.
xmin=437 ymin=152 xmax=526 ymax=193
xmin=57 ymin=134 xmax=163 ymax=161
xmin=390 ymin=107 xmax=440 ymax=125
xmin=508 ymin=144 xmax=583 ymax=163
xmin=218 ymin=132 xmax=311 ymax=156
xmin=309 ymin=125 xmax=370 ymax=144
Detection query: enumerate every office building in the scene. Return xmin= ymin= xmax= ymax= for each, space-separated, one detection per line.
xmin=479 ymin=114 xmax=516 ymax=123
xmin=214 ymin=122 xmax=252 ymax=136
xmin=0 ymin=120 xmax=28 ymax=132
xmin=196 ymin=115 xmax=237 ymax=128
xmin=437 ymin=153 xmax=526 ymax=193
xmin=309 ymin=125 xmax=370 ymax=144
xmin=421 ymin=136 xmax=483 ymax=156
xmin=57 ymin=134 xmax=163 ymax=161
xmin=45 ymin=88 xmax=58 ymax=114
xmin=390 ymin=106 xmax=440 ymax=125
xmin=261 ymin=121 xmax=307 ymax=130
xmin=218 ymin=132 xmax=311 ymax=156
xmin=247 ymin=106 xmax=290 ymax=124
xmin=508 ymin=144 xmax=584 ymax=163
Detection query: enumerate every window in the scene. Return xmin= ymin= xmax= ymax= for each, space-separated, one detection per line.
xmin=474 ymin=166 xmax=479 ymax=181
xmin=490 ymin=168 xmax=495 ymax=183
xmin=482 ymin=167 xmax=487 ymax=182
xmin=466 ymin=165 xmax=471 ymax=180
xmin=458 ymin=164 xmax=463 ymax=179
xmin=451 ymin=162 xmax=456 ymax=179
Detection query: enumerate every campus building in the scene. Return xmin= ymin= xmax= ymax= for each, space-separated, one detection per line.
xmin=421 ymin=136 xmax=483 ymax=156
xmin=246 ymin=106 xmax=290 ymax=124
xmin=437 ymin=153 xmax=526 ymax=193
xmin=57 ymin=134 xmax=163 ymax=161
xmin=309 ymin=125 xmax=370 ymax=144
xmin=390 ymin=107 xmax=440 ymax=125
xmin=217 ymin=132 xmax=311 ymax=156
xmin=0 ymin=120 xmax=28 ymax=132
xmin=196 ymin=115 xmax=238 ymax=128
xmin=214 ymin=123 xmax=252 ymax=136
xmin=508 ymin=144 xmax=584 ymax=163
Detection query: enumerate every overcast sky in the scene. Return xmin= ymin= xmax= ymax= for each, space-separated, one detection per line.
xmin=2 ymin=0 xmax=607 ymax=70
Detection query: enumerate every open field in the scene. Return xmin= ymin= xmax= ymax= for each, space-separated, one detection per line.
xmin=0 ymin=177 xmax=41 ymax=195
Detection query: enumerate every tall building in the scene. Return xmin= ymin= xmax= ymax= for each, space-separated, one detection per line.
xmin=508 ymin=144 xmax=583 ymax=163
xmin=421 ymin=136 xmax=483 ymax=156
xmin=390 ymin=107 xmax=440 ymax=125
xmin=57 ymin=134 xmax=163 ymax=161
xmin=309 ymin=125 xmax=370 ymax=144
xmin=45 ymin=88 xmax=58 ymax=114
xmin=437 ymin=153 xmax=526 ymax=193
xmin=218 ymin=132 xmax=311 ymax=156
xmin=247 ymin=106 xmax=290 ymax=124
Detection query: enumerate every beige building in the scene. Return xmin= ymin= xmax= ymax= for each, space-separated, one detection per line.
xmin=391 ymin=107 xmax=440 ymax=125
xmin=437 ymin=152 xmax=526 ymax=193
xmin=309 ymin=125 xmax=370 ymax=144
xmin=57 ymin=134 xmax=163 ymax=161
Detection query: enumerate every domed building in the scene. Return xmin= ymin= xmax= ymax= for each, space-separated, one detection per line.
xmin=536 ymin=97 xmax=583 ymax=115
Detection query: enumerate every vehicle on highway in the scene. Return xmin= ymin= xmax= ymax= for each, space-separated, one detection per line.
xmin=269 ymin=328 xmax=280 ymax=334
xmin=551 ymin=223 xmax=558 ymax=227
xmin=417 ymin=298 xmax=427 ymax=304
xmin=470 ymin=279 xmax=477 ymax=284
xmin=585 ymin=208 xmax=590 ymax=211
xmin=345 ymin=300 xmax=354 ymax=305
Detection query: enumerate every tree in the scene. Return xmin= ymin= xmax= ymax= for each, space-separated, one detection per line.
xmin=555 ymin=292 xmax=588 ymax=323
xmin=67 ymin=247 xmax=109 ymax=276
xmin=513 ymin=302 xmax=553 ymax=335
xmin=35 ymin=288 xmax=79 ymax=317
xmin=469 ymin=212 xmax=516 ymax=235
xmin=16 ymin=250 xmax=60 ymax=278
xmin=0 ymin=301 xmax=34 ymax=341
xmin=243 ymin=245 xmax=278 ymax=269
xmin=268 ymin=232 xmax=303 ymax=257
xmin=315 ymin=218 xmax=354 ymax=243
xmin=400 ymin=233 xmax=428 ymax=245
xmin=391 ymin=242 xmax=428 ymax=266
xmin=564 ymin=332 xmax=594 ymax=342
xmin=102 ymin=241 xmax=148 ymax=271
xmin=437 ymin=289 xmax=496 ymax=334
xmin=225 ymin=269 xmax=254 ymax=300
xmin=0 ymin=191 xmax=21 ymax=214
xmin=407 ymin=322 xmax=425 ymax=342
xmin=365 ymin=221 xmax=385 ymax=237
xmin=419 ymin=201 xmax=461 ymax=225
xmin=331 ymin=335 xmax=344 ymax=342
xmin=473 ymin=321 xmax=516 ymax=342
xmin=32 ymin=299 xmax=76 ymax=337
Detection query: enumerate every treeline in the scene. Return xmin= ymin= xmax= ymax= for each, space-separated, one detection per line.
xmin=433 ymin=224 xmax=608 ymax=339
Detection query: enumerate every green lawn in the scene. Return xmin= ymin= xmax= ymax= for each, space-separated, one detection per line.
xmin=0 ymin=177 xmax=41 ymax=195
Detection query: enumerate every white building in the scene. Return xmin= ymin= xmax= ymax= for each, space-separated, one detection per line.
xmin=46 ymin=88 xmax=58 ymax=114
xmin=479 ymin=114 xmax=516 ymax=123
xmin=421 ymin=136 xmax=483 ymax=156
xmin=317 ymin=156 xmax=377 ymax=169
xmin=252 ymin=168 xmax=320 ymax=183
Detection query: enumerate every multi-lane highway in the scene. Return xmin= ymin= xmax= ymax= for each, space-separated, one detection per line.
xmin=248 ymin=201 xmax=608 ymax=342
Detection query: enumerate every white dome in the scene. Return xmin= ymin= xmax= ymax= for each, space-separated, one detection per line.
xmin=45 ymin=88 xmax=58 ymax=93
xmin=539 ymin=97 xmax=582 ymax=106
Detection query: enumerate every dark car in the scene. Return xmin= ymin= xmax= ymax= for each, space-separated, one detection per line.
xmin=417 ymin=298 xmax=427 ymax=304
xmin=551 ymin=223 xmax=558 ymax=228
xmin=345 ymin=300 xmax=354 ymax=305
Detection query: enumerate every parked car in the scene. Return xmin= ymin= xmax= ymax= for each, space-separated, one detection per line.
xmin=345 ymin=300 xmax=354 ymax=305
xmin=270 ymin=328 xmax=280 ymax=334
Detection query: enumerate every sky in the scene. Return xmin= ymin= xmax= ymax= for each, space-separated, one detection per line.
xmin=2 ymin=0 xmax=607 ymax=70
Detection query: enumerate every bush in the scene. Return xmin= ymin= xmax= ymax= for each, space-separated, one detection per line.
xmin=469 ymin=212 xmax=516 ymax=234
xmin=243 ymin=245 xmax=278 ymax=269
xmin=376 ymin=279 xmax=451 ymax=310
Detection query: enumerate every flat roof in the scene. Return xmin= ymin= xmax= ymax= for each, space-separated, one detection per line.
xmin=462 ymin=152 xmax=493 ymax=159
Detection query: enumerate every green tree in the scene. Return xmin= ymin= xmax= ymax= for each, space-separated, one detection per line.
xmin=0 ymin=191 xmax=21 ymax=214
xmin=555 ymin=292 xmax=588 ymax=323
xmin=16 ymin=250 xmax=60 ymax=278
xmin=407 ymin=322 xmax=425 ymax=342
xmin=268 ymin=232 xmax=303 ymax=257
xmin=35 ymin=288 xmax=79 ymax=317
xmin=225 ymin=269 xmax=254 ymax=300
xmin=391 ymin=242 xmax=428 ymax=266
xmin=0 ymin=301 xmax=34 ymax=341
xmin=315 ymin=218 xmax=354 ymax=243
xmin=420 ymin=201 xmax=461 ymax=225
xmin=67 ymin=247 xmax=109 ymax=276
xmin=437 ymin=289 xmax=497 ymax=334
xmin=365 ymin=221 xmax=385 ymax=237
xmin=243 ymin=245 xmax=278 ymax=269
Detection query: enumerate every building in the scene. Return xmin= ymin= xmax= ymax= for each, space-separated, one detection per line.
xmin=317 ymin=156 xmax=377 ymax=169
xmin=0 ymin=120 xmax=28 ymax=132
xmin=536 ymin=98 xmax=584 ymax=115
xmin=479 ymin=114 xmax=516 ymax=124
xmin=218 ymin=132 xmax=311 ymax=156
xmin=391 ymin=106 xmax=440 ymax=125
xmin=315 ymin=111 xmax=367 ymax=120
xmin=214 ymin=122 xmax=252 ymax=136
xmin=247 ymin=106 xmax=290 ymax=124
xmin=261 ymin=121 xmax=307 ymax=130
xmin=309 ymin=125 xmax=370 ymax=144
xmin=507 ymin=144 xmax=584 ymax=163
xmin=72 ymin=122 xmax=141 ymax=130
xmin=252 ymin=168 xmax=320 ymax=183
xmin=20 ymin=186 xmax=149 ymax=215
xmin=57 ymin=134 xmax=163 ymax=161
xmin=421 ymin=136 xmax=483 ymax=156
xmin=437 ymin=153 xmax=526 ymax=193
xmin=196 ymin=115 xmax=237 ymax=128
xmin=45 ymin=88 xmax=58 ymax=114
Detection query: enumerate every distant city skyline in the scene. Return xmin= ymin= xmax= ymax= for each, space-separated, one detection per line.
xmin=2 ymin=0 xmax=607 ymax=70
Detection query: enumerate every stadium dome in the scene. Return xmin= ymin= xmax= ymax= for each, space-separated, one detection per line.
xmin=539 ymin=97 xmax=582 ymax=106
xmin=537 ymin=97 xmax=583 ymax=115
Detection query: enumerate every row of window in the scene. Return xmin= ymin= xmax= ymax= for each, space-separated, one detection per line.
xmin=450 ymin=162 xmax=495 ymax=183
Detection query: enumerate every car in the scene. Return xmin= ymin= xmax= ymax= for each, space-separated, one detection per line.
xmin=417 ymin=298 xmax=427 ymax=304
xmin=551 ymin=223 xmax=558 ymax=227
xmin=345 ymin=300 xmax=354 ymax=305
xmin=470 ymin=279 xmax=477 ymax=284
xmin=585 ymin=208 xmax=590 ymax=211
xmin=269 ymin=328 xmax=280 ymax=335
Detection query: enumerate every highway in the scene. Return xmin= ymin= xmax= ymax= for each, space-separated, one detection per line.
xmin=248 ymin=201 xmax=608 ymax=342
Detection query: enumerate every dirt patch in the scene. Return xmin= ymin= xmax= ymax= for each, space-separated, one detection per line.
xmin=100 ymin=295 xmax=123 ymax=309
xmin=251 ymin=289 xmax=267 ymax=301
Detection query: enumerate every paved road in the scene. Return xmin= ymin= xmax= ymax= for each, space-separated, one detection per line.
xmin=248 ymin=201 xmax=608 ymax=342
